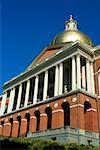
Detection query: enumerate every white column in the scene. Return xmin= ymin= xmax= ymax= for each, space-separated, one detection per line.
xmin=72 ymin=56 xmax=76 ymax=90
xmin=33 ymin=75 xmax=39 ymax=104
xmin=90 ymin=62 xmax=95 ymax=94
xmin=0 ymin=92 xmax=7 ymax=115
xmin=7 ymin=88 xmax=15 ymax=113
xmin=24 ymin=80 xmax=30 ymax=107
xmin=59 ymin=62 xmax=63 ymax=95
xmin=76 ymin=54 xmax=81 ymax=89
xmin=43 ymin=70 xmax=48 ymax=100
xmin=16 ymin=84 xmax=22 ymax=110
xmin=98 ymin=71 xmax=100 ymax=95
xmin=86 ymin=60 xmax=91 ymax=93
xmin=82 ymin=66 xmax=86 ymax=89
xmin=54 ymin=65 xmax=59 ymax=96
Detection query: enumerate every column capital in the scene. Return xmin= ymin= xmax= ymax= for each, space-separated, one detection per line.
xmin=76 ymin=53 xmax=81 ymax=58
xmin=72 ymin=55 xmax=75 ymax=59
xmin=86 ymin=59 xmax=90 ymax=63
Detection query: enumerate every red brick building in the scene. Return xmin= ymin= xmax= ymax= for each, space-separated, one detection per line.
xmin=0 ymin=15 xmax=100 ymax=146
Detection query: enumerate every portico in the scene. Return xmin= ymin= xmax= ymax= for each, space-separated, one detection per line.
xmin=0 ymin=51 xmax=95 ymax=116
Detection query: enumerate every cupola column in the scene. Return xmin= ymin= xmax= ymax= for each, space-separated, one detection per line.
xmin=86 ymin=60 xmax=91 ymax=93
xmin=82 ymin=66 xmax=86 ymax=89
xmin=0 ymin=92 xmax=7 ymax=115
xmin=33 ymin=75 xmax=39 ymax=104
xmin=72 ymin=56 xmax=76 ymax=90
xmin=76 ymin=54 xmax=81 ymax=89
xmin=16 ymin=84 xmax=22 ymax=110
xmin=43 ymin=70 xmax=48 ymax=100
xmin=7 ymin=88 xmax=15 ymax=113
xmin=59 ymin=63 xmax=63 ymax=95
xmin=54 ymin=65 xmax=59 ymax=96
xmin=24 ymin=80 xmax=30 ymax=107
xmin=90 ymin=62 xmax=95 ymax=94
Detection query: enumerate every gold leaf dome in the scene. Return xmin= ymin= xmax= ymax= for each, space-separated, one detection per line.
xmin=52 ymin=15 xmax=93 ymax=46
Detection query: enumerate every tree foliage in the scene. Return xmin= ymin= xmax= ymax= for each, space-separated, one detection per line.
xmin=0 ymin=137 xmax=99 ymax=150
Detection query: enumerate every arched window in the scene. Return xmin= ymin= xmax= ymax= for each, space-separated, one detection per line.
xmin=62 ymin=102 xmax=70 ymax=126
xmin=17 ymin=115 xmax=21 ymax=137
xmin=9 ymin=117 xmax=13 ymax=138
xmin=45 ymin=107 xmax=52 ymax=129
xmin=84 ymin=101 xmax=92 ymax=131
xmin=34 ymin=110 xmax=40 ymax=131
xmin=84 ymin=101 xmax=91 ymax=113
xmin=25 ymin=113 xmax=30 ymax=137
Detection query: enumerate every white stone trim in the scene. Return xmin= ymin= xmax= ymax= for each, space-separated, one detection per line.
xmin=70 ymin=104 xmax=84 ymax=108
xmin=30 ymin=116 xmax=36 ymax=119
xmin=87 ymin=108 xmax=96 ymax=112
xmin=21 ymin=119 xmax=27 ymax=122
xmin=13 ymin=121 xmax=19 ymax=124
xmin=4 ymin=123 xmax=11 ymax=126
xmin=40 ymin=113 xmax=47 ymax=117
xmin=52 ymin=109 xmax=64 ymax=113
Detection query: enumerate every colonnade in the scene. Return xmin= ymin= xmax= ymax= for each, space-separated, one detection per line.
xmin=0 ymin=54 xmax=95 ymax=115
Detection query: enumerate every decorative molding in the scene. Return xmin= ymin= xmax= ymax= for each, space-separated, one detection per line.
xmin=36 ymin=107 xmax=39 ymax=110
xmin=63 ymin=99 xmax=66 ymax=102
xmin=13 ymin=121 xmax=18 ymax=124
xmin=30 ymin=116 xmax=36 ymax=119
xmin=4 ymin=123 xmax=11 ymax=126
xmin=21 ymin=119 xmax=27 ymax=121
xmin=47 ymin=104 xmax=50 ymax=107
xmin=54 ymin=103 xmax=58 ymax=108
xmin=86 ymin=99 xmax=89 ymax=102
xmin=70 ymin=104 xmax=84 ymax=108
xmin=52 ymin=109 xmax=64 ymax=113
xmin=87 ymin=108 xmax=96 ymax=112
xmin=72 ymin=97 xmax=77 ymax=102
xmin=40 ymin=113 xmax=47 ymax=117
xmin=18 ymin=113 xmax=21 ymax=116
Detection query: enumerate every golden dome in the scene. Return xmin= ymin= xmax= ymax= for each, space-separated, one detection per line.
xmin=52 ymin=15 xmax=93 ymax=46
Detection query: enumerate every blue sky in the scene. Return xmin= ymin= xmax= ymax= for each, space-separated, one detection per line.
xmin=0 ymin=0 xmax=100 ymax=94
